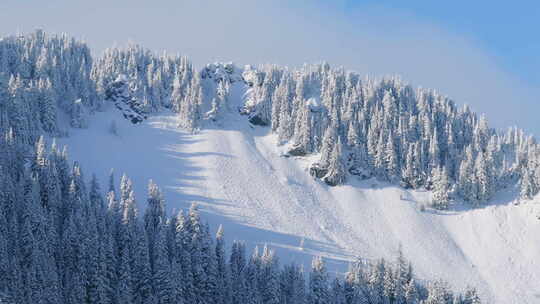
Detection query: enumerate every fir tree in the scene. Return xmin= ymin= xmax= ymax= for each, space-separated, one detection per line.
xmin=309 ymin=256 xmax=329 ymax=304
xmin=432 ymin=166 xmax=451 ymax=210
xmin=323 ymin=137 xmax=347 ymax=186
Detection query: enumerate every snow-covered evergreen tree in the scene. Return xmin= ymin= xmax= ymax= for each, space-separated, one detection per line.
xmin=214 ymin=225 xmax=230 ymax=304
xmin=308 ymin=256 xmax=329 ymax=304
xmin=323 ymin=137 xmax=347 ymax=186
xmin=431 ymin=166 xmax=451 ymax=210
xmin=70 ymin=98 xmax=88 ymax=128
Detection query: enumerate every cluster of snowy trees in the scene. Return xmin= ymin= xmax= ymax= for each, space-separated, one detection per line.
xmin=0 ymin=131 xmax=480 ymax=304
xmin=92 ymin=44 xmax=194 ymax=113
xmin=241 ymin=63 xmax=540 ymax=207
xmin=0 ymin=30 xmax=96 ymax=142
xmin=93 ymin=45 xmax=244 ymax=131
xmin=1 ymin=30 xmax=538 ymax=210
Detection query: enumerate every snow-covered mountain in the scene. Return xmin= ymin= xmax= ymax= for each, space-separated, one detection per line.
xmin=2 ymin=31 xmax=540 ymax=303
xmin=57 ymin=77 xmax=540 ymax=303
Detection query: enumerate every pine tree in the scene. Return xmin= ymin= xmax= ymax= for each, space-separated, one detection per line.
xmin=82 ymin=205 xmax=103 ymax=304
xmin=170 ymin=74 xmax=184 ymax=114
xmin=280 ymin=263 xmax=305 ymax=304
xmin=38 ymin=78 xmax=57 ymax=134
xmin=108 ymin=169 xmax=116 ymax=197
xmin=368 ymin=259 xmax=386 ymax=304
xmin=153 ymin=229 xmax=174 ymax=304
xmin=245 ymin=247 xmax=262 ymax=304
xmin=401 ymin=145 xmax=416 ymax=189
xmin=31 ymin=135 xmax=47 ymax=175
xmin=276 ymin=76 xmax=295 ymax=144
xmin=214 ymin=225 xmax=230 ymax=304
xmin=519 ymin=166 xmax=536 ymax=201
xmin=424 ymin=280 xmax=453 ymax=304
xmin=145 ymin=180 xmax=166 ymax=270
xmin=259 ymin=245 xmax=280 ymax=304
xmin=70 ymin=99 xmax=87 ymax=128
xmin=309 ymin=256 xmax=329 ymax=304
xmin=201 ymin=223 xmax=218 ymax=304
xmin=62 ymin=211 xmax=86 ymax=304
xmin=132 ymin=222 xmax=154 ymax=304
xmin=229 ymin=241 xmax=247 ymax=304
xmin=175 ymin=210 xmax=195 ymax=304
xmin=403 ymin=279 xmax=418 ymax=304
xmin=117 ymin=246 xmax=134 ymax=304
xmin=385 ymin=131 xmax=399 ymax=181
xmin=462 ymin=286 xmax=481 ymax=304
xmin=458 ymin=146 xmax=477 ymax=205
xmin=319 ymin=122 xmax=338 ymax=169
xmin=323 ymin=137 xmax=347 ymax=186
xmin=187 ymin=203 xmax=209 ymax=304
xmin=330 ymin=278 xmax=346 ymax=304
xmin=474 ymin=152 xmax=491 ymax=203
xmin=431 ymin=166 xmax=451 ymax=210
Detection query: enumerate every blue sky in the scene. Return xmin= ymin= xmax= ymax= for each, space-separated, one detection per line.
xmin=344 ymin=0 xmax=540 ymax=87
xmin=0 ymin=0 xmax=538 ymax=134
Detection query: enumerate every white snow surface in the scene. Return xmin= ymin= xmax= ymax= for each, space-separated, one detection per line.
xmin=57 ymin=85 xmax=540 ymax=304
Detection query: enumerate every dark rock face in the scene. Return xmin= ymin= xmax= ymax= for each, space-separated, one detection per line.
xmin=105 ymin=75 xmax=147 ymax=124
xmin=322 ymin=169 xmax=347 ymax=187
xmin=248 ymin=114 xmax=268 ymax=126
xmin=286 ymin=145 xmax=306 ymax=157
xmin=323 ymin=175 xmax=339 ymax=186
xmin=309 ymin=163 xmax=328 ymax=178
xmin=348 ymin=162 xmax=372 ymax=180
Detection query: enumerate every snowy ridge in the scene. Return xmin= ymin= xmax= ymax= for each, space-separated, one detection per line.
xmin=59 ymin=82 xmax=540 ymax=303
xmin=4 ymin=29 xmax=540 ymax=304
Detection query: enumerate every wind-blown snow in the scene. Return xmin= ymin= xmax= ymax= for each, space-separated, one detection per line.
xmin=58 ymin=85 xmax=540 ymax=303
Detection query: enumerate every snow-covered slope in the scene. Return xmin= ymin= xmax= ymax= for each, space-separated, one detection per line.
xmin=57 ymin=87 xmax=540 ymax=303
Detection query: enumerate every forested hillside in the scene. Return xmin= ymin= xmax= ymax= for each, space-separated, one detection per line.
xmin=241 ymin=64 xmax=539 ymax=208
xmin=2 ymin=29 xmax=539 ymax=303
xmin=0 ymin=132 xmax=481 ymax=303
xmin=1 ymin=31 xmax=537 ymax=210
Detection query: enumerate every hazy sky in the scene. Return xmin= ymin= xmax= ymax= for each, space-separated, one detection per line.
xmin=1 ymin=0 xmax=539 ymax=134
